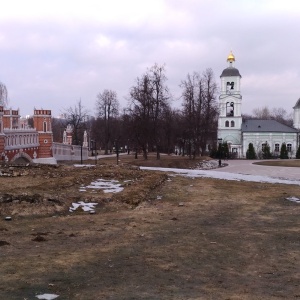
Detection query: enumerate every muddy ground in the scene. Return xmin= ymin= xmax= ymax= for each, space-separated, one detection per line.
xmin=1 ymin=155 xmax=300 ymax=299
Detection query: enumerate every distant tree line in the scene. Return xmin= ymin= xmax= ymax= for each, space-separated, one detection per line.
xmin=242 ymin=106 xmax=293 ymax=127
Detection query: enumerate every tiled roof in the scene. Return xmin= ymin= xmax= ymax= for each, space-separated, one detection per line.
xmin=242 ymin=119 xmax=298 ymax=133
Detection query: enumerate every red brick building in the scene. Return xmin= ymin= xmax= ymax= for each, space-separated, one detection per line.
xmin=0 ymin=102 xmax=56 ymax=164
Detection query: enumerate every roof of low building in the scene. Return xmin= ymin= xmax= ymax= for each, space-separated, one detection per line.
xmin=220 ymin=67 xmax=242 ymax=77
xmin=242 ymin=119 xmax=298 ymax=133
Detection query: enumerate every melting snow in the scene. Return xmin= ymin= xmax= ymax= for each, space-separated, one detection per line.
xmin=73 ymin=164 xmax=95 ymax=168
xmin=36 ymin=294 xmax=59 ymax=300
xmin=286 ymin=197 xmax=300 ymax=203
xmin=69 ymin=201 xmax=98 ymax=212
xmin=84 ymin=179 xmax=124 ymax=193
xmin=140 ymin=167 xmax=300 ymax=186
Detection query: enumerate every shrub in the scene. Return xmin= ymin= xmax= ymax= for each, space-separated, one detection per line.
xmin=262 ymin=142 xmax=272 ymax=159
xmin=246 ymin=143 xmax=256 ymax=159
xmin=280 ymin=143 xmax=289 ymax=159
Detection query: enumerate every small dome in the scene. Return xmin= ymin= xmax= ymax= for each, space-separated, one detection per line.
xmin=220 ymin=67 xmax=241 ymax=78
xmin=227 ymin=51 xmax=235 ymax=62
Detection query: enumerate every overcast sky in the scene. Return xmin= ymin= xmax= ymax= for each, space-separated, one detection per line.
xmin=1 ymin=0 xmax=300 ymax=118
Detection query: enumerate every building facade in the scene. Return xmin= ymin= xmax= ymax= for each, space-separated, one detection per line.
xmin=217 ymin=52 xmax=300 ymax=158
xmin=0 ymin=96 xmax=56 ymax=164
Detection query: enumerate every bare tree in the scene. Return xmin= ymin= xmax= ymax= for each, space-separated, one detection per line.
xmin=180 ymin=68 xmax=218 ymax=157
xmin=180 ymin=72 xmax=199 ymax=157
xmin=128 ymin=64 xmax=170 ymax=159
xmin=65 ymin=99 xmax=89 ymax=145
xmin=250 ymin=106 xmax=293 ymax=126
xmin=148 ymin=64 xmax=170 ymax=159
xmin=271 ymin=107 xmax=293 ymax=126
xmin=252 ymin=106 xmax=271 ymax=119
xmin=201 ymin=68 xmax=218 ymax=153
xmin=129 ymin=73 xmax=152 ymax=159
xmin=51 ymin=117 xmax=68 ymax=142
xmin=96 ymin=89 xmax=119 ymax=154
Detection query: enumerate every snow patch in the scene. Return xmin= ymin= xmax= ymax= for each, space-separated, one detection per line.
xmin=286 ymin=197 xmax=300 ymax=203
xmin=84 ymin=179 xmax=124 ymax=193
xmin=36 ymin=294 xmax=59 ymax=300
xmin=69 ymin=201 xmax=98 ymax=212
xmin=73 ymin=164 xmax=95 ymax=168
xmin=140 ymin=167 xmax=300 ymax=186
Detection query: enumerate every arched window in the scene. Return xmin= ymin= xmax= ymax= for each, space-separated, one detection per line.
xmin=225 ymin=121 xmax=229 ymax=127
xmin=226 ymin=102 xmax=234 ymax=116
xmin=287 ymin=143 xmax=292 ymax=152
xmin=274 ymin=143 xmax=280 ymax=152
xmin=226 ymin=81 xmax=234 ymax=92
xmin=231 ymin=121 xmax=235 ymax=127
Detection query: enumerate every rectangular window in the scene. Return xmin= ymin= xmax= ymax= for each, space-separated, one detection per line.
xmin=287 ymin=144 xmax=292 ymax=152
xmin=274 ymin=144 xmax=279 ymax=152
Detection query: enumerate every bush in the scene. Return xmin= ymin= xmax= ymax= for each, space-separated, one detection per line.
xmin=262 ymin=142 xmax=272 ymax=159
xmin=296 ymin=145 xmax=300 ymax=159
xmin=280 ymin=143 xmax=289 ymax=159
xmin=246 ymin=143 xmax=256 ymax=159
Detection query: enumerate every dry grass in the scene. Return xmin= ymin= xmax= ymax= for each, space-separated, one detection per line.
xmin=1 ymin=157 xmax=300 ymax=299
xmin=97 ymin=152 xmax=213 ymax=169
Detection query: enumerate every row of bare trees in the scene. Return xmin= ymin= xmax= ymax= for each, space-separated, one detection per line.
xmin=54 ymin=64 xmax=219 ymax=159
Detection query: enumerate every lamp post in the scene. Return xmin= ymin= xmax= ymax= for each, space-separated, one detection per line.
xmin=218 ymin=138 xmax=223 ymax=167
xmin=80 ymin=141 xmax=83 ymax=165
xmin=115 ymin=139 xmax=119 ymax=165
xmin=90 ymin=140 xmax=94 ymax=156
xmin=94 ymin=141 xmax=97 ymax=165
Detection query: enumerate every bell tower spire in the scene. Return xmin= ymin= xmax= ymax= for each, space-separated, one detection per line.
xmin=227 ymin=50 xmax=235 ymax=67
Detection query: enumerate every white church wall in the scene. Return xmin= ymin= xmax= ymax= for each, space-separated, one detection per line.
xmin=242 ymin=132 xmax=298 ymax=158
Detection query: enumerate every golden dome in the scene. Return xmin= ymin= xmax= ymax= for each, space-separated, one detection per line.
xmin=227 ymin=51 xmax=235 ymax=62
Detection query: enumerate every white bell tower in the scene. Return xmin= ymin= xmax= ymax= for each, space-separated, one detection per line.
xmin=218 ymin=51 xmax=243 ymax=156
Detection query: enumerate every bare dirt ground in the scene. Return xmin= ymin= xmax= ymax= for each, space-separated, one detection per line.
xmin=1 ymin=155 xmax=300 ymax=299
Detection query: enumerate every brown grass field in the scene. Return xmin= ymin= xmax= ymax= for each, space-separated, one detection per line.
xmin=1 ymin=154 xmax=300 ymax=299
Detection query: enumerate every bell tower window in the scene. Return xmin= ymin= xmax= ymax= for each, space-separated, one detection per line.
xmin=226 ymin=82 xmax=234 ymax=93
xmin=226 ymin=102 xmax=234 ymax=116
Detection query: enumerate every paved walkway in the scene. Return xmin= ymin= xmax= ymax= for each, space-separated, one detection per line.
xmin=217 ymin=159 xmax=300 ymax=181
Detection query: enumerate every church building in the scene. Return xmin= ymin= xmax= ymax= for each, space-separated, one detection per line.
xmin=217 ymin=52 xmax=299 ymax=158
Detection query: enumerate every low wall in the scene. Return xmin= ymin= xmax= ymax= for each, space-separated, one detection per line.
xmin=52 ymin=143 xmax=88 ymax=161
